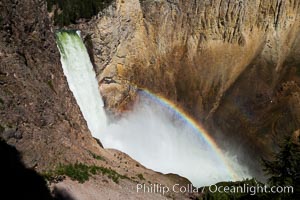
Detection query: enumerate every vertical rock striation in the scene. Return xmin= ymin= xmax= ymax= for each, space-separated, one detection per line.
xmin=89 ymin=0 xmax=300 ymax=171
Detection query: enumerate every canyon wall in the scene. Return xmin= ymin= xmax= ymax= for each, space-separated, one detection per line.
xmin=0 ymin=1 xmax=197 ymax=198
xmin=0 ymin=0 xmax=103 ymax=170
xmin=88 ymin=0 xmax=300 ymax=170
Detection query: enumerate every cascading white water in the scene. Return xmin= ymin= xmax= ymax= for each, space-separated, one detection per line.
xmin=101 ymin=94 xmax=250 ymax=186
xmin=56 ymin=31 xmax=107 ymax=136
xmin=56 ymin=30 xmax=250 ymax=187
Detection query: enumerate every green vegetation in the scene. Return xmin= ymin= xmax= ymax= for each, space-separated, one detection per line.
xmin=262 ymin=136 xmax=300 ymax=199
xmin=44 ymin=163 xmax=128 ymax=184
xmin=202 ymin=136 xmax=300 ymax=200
xmin=137 ymin=173 xmax=145 ymax=180
xmin=88 ymin=150 xmax=105 ymax=161
xmin=46 ymin=0 xmax=113 ymax=26
xmin=0 ymin=97 xmax=4 ymax=104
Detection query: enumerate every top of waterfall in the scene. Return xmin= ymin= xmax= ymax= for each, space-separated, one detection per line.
xmin=76 ymin=30 xmax=81 ymax=37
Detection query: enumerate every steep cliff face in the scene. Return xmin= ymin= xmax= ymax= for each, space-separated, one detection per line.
xmin=212 ymin=30 xmax=300 ymax=168
xmin=0 ymin=1 xmax=197 ymax=199
xmin=94 ymin=0 xmax=299 ymax=114
xmin=89 ymin=0 xmax=300 ymax=167
xmin=0 ymin=0 xmax=103 ymax=170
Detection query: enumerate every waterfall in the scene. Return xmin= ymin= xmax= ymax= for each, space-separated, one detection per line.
xmin=56 ymin=30 xmax=249 ymax=187
xmin=56 ymin=30 xmax=107 ymax=137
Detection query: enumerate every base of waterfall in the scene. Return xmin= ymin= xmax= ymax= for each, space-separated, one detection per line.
xmin=56 ymin=30 xmax=250 ymax=188
xmin=100 ymin=93 xmax=250 ymax=187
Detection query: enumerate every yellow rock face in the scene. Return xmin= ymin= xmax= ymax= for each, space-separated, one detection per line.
xmin=94 ymin=0 xmax=300 ymax=117
xmin=88 ymin=0 xmax=300 ymax=172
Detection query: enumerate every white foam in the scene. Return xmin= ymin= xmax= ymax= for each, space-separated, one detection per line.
xmin=56 ymin=31 xmax=107 ymax=137
xmin=56 ymin=31 xmax=250 ymax=187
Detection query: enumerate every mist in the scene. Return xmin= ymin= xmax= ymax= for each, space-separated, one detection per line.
xmin=56 ymin=31 xmax=250 ymax=187
xmin=100 ymin=92 xmax=250 ymax=187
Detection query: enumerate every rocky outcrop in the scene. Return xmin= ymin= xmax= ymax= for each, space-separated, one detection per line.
xmin=92 ymin=0 xmax=299 ymax=115
xmin=86 ymin=0 xmax=300 ymax=173
xmin=0 ymin=0 xmax=102 ymax=170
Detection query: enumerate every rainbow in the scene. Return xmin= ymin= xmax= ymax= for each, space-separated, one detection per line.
xmin=138 ymin=88 xmax=240 ymax=181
